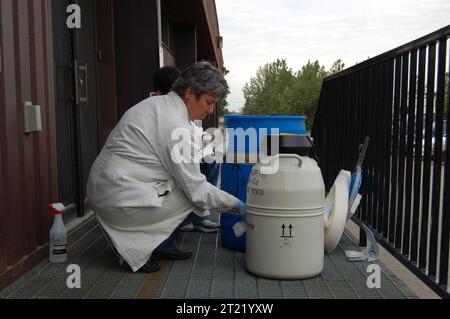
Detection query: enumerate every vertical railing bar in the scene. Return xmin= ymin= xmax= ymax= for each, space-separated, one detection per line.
xmin=318 ymin=84 xmax=323 ymax=184
xmin=325 ymin=81 xmax=328 ymax=175
xmin=380 ymin=60 xmax=389 ymax=235
xmin=322 ymin=82 xmax=328 ymax=189
xmin=429 ymin=38 xmax=447 ymax=279
xmin=375 ymin=62 xmax=383 ymax=233
xmin=332 ymin=79 xmax=338 ymax=189
xmin=321 ymin=82 xmax=328 ymax=189
xmin=334 ymin=79 xmax=341 ymax=188
xmin=347 ymin=73 xmax=353 ymax=172
xmin=342 ymin=75 xmax=348 ymax=170
xmin=373 ymin=63 xmax=382 ymax=231
xmin=404 ymin=49 xmax=418 ymax=257
xmin=383 ymin=59 xmax=395 ymax=240
xmin=389 ymin=56 xmax=401 ymax=244
xmin=438 ymin=38 xmax=450 ymax=288
xmin=411 ymin=46 xmax=427 ymax=264
xmin=346 ymin=74 xmax=353 ymax=171
xmin=354 ymin=70 xmax=362 ymax=222
xmin=396 ymin=53 xmax=409 ymax=250
xmin=361 ymin=67 xmax=369 ymax=226
xmin=326 ymin=81 xmax=331 ymax=188
xmin=311 ymin=83 xmax=320 ymax=150
xmin=330 ymin=80 xmax=336 ymax=190
xmin=350 ymin=73 xmax=356 ymax=171
xmin=372 ymin=64 xmax=380 ymax=230
xmin=328 ymin=80 xmax=334 ymax=190
xmin=378 ymin=60 xmax=388 ymax=237
xmin=359 ymin=67 xmax=369 ymax=246
xmin=419 ymin=42 xmax=436 ymax=271
xmin=342 ymin=75 xmax=349 ymax=171
xmin=330 ymin=79 xmax=336 ymax=188
xmin=367 ymin=66 xmax=375 ymax=228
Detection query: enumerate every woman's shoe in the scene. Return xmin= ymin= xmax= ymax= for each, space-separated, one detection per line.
xmin=179 ymin=220 xmax=220 ymax=233
xmin=138 ymin=260 xmax=161 ymax=273
xmin=193 ymin=220 xmax=220 ymax=233
xmin=152 ymin=248 xmax=193 ymax=261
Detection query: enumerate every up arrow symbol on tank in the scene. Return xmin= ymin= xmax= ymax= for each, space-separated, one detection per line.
xmin=281 ymin=224 xmax=294 ymax=238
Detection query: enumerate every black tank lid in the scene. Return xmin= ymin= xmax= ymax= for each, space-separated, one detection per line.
xmin=265 ymin=135 xmax=315 ymax=157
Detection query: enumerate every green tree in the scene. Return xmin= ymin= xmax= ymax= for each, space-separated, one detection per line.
xmin=282 ymin=60 xmax=328 ymax=128
xmin=217 ymin=99 xmax=231 ymax=117
xmin=328 ymin=59 xmax=345 ymax=75
xmin=242 ymin=59 xmax=343 ymax=130
xmin=242 ymin=59 xmax=294 ymax=115
xmin=216 ymin=87 xmax=232 ymax=117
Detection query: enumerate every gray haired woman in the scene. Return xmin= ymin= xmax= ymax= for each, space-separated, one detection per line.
xmin=87 ymin=62 xmax=246 ymax=273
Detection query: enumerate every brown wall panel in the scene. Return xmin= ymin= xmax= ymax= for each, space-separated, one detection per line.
xmin=175 ymin=23 xmax=197 ymax=71
xmin=0 ymin=146 xmax=4 ymax=274
xmin=31 ymin=0 xmax=46 ymax=247
xmin=97 ymin=0 xmax=118 ymax=146
xmin=0 ymin=0 xmax=5 ymax=274
xmin=1 ymin=0 xmax=22 ymax=266
xmin=114 ymin=0 xmax=160 ymax=118
xmin=0 ymin=0 xmax=57 ymax=286
xmin=43 ymin=0 xmax=59 ymax=223
xmin=32 ymin=0 xmax=57 ymax=246
xmin=17 ymin=0 xmax=37 ymax=257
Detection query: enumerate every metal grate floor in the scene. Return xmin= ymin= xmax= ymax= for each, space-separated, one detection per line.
xmin=0 ymin=216 xmax=416 ymax=299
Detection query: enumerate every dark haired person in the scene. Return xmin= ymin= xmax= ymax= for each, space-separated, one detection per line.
xmin=87 ymin=62 xmax=246 ymax=273
xmin=150 ymin=66 xmax=181 ymax=96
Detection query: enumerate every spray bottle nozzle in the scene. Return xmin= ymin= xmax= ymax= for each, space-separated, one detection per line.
xmin=49 ymin=203 xmax=66 ymax=216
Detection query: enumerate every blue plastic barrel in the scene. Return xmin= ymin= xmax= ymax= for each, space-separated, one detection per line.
xmin=220 ymin=212 xmax=246 ymax=252
xmin=219 ymin=115 xmax=307 ymax=252
xmin=223 ymin=115 xmax=307 ymax=154
xmin=220 ymin=163 xmax=253 ymax=202
xmin=221 ymin=115 xmax=307 ymax=202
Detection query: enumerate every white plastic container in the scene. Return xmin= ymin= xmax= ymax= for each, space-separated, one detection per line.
xmin=49 ymin=203 xmax=68 ymax=263
xmin=245 ymin=154 xmax=325 ymax=279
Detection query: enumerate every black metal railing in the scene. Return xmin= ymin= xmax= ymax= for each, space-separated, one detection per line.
xmin=312 ymin=25 xmax=450 ymax=298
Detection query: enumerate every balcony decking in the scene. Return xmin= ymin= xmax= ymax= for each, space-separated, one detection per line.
xmin=0 ymin=215 xmax=416 ymax=299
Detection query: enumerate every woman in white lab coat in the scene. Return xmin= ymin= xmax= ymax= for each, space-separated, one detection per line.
xmin=87 ymin=62 xmax=246 ymax=273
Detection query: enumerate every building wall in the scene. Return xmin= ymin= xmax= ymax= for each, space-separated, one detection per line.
xmin=175 ymin=23 xmax=197 ymax=71
xmin=0 ymin=0 xmax=223 ymax=290
xmin=97 ymin=0 xmax=118 ymax=146
xmin=0 ymin=0 xmax=58 ymax=289
xmin=201 ymin=0 xmax=223 ymax=71
xmin=114 ymin=0 xmax=160 ymax=118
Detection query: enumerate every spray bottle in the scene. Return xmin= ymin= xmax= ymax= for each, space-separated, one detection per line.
xmin=49 ymin=203 xmax=67 ymax=263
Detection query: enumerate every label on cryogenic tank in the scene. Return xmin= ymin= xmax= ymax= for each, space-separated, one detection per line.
xmin=280 ymin=238 xmax=293 ymax=248
xmin=248 ymin=169 xmax=266 ymax=197
xmin=248 ymin=187 xmax=264 ymax=196
xmin=280 ymin=224 xmax=294 ymax=248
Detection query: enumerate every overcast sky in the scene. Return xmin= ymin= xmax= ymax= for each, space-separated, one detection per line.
xmin=216 ymin=0 xmax=450 ymax=112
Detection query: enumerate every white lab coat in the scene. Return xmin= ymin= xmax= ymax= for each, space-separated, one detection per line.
xmin=87 ymin=92 xmax=237 ymax=271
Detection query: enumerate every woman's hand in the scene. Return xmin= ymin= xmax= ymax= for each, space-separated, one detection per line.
xmin=234 ymin=199 xmax=247 ymax=220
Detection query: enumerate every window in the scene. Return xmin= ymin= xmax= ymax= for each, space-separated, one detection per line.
xmin=161 ymin=14 xmax=176 ymax=54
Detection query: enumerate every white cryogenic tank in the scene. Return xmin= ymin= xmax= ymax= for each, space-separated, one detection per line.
xmin=246 ymin=136 xmax=325 ymax=279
